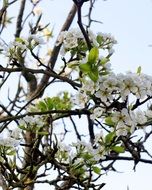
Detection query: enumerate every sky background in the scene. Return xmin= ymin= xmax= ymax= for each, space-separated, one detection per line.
xmin=1 ymin=0 xmax=152 ymax=189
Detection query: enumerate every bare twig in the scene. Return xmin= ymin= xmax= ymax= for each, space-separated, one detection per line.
xmin=70 ymin=116 xmax=81 ymax=140
xmin=29 ymin=3 xmax=77 ymax=100
xmin=73 ymin=0 xmax=92 ymax=50
xmin=0 ymin=109 xmax=90 ymax=125
xmin=15 ymin=0 xmax=26 ymax=38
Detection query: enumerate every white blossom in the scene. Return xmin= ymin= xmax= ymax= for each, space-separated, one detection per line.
xmin=111 ymin=108 xmax=136 ymax=136
xmin=91 ymin=107 xmax=104 ymax=120
xmin=63 ymin=33 xmax=78 ymax=49
xmin=13 ymin=41 xmax=28 ymax=50
xmin=29 ymin=34 xmax=45 ymax=45
xmin=94 ymin=131 xmax=103 ymax=143
xmin=98 ymin=32 xmax=117 ymax=44
xmin=10 ymin=128 xmax=22 ymax=140
xmin=74 ymin=157 xmax=84 ymax=165
xmin=108 ymin=48 xmax=115 ymax=55
xmin=95 ymin=86 xmax=113 ymax=103
xmin=145 ymin=110 xmax=152 ymax=118
xmin=58 ymin=142 xmax=71 ymax=153
xmin=72 ymin=90 xmax=88 ymax=108
xmin=112 ymin=108 xmax=131 ymax=124
xmin=88 ymin=29 xmax=99 ymax=47
xmin=115 ymin=121 xmax=128 ymax=137
xmin=19 ymin=115 xmax=44 ymax=127
xmin=56 ymin=28 xmax=83 ymax=50
xmin=118 ymin=74 xmax=138 ymax=99
xmin=102 ymin=62 xmax=112 ymax=72
xmin=33 ymin=6 xmax=42 ymax=15
xmin=2 ymin=40 xmax=28 ymax=58
xmin=135 ymin=110 xmax=147 ymax=125
xmin=82 ymin=80 xmax=96 ymax=94
xmin=0 ymin=137 xmax=20 ymax=147
xmin=102 ymin=74 xmax=118 ymax=91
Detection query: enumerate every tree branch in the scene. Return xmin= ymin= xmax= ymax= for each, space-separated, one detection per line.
xmin=101 ymin=155 xmax=152 ymax=165
xmin=73 ymin=0 xmax=92 ymax=50
xmin=0 ymin=109 xmax=90 ymax=125
xmin=0 ymin=66 xmax=81 ymax=89
xmin=15 ymin=0 xmax=26 ymax=38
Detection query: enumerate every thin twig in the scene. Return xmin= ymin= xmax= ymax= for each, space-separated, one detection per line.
xmin=29 ymin=3 xmax=77 ymax=100
xmin=15 ymin=0 xmax=26 ymax=37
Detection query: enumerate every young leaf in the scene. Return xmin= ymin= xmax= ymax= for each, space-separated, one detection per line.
xmin=37 ymin=131 xmax=49 ymax=135
xmin=105 ymin=117 xmax=115 ymax=126
xmin=15 ymin=37 xmax=25 ymax=44
xmin=105 ymin=132 xmax=115 ymax=144
xmin=88 ymin=67 xmax=99 ymax=82
xmin=111 ymin=146 xmax=125 ymax=153
xmin=45 ymin=97 xmax=53 ymax=110
xmin=137 ymin=66 xmax=142 ymax=74
xmin=37 ymin=101 xmax=47 ymax=111
xmin=92 ymin=166 xmax=101 ymax=174
xmin=6 ymin=149 xmax=16 ymax=156
xmin=96 ymin=35 xmax=103 ymax=45
xmin=19 ymin=125 xmax=26 ymax=130
xmin=79 ymin=63 xmax=91 ymax=73
xmin=88 ymin=47 xmax=99 ymax=64
xmin=100 ymin=57 xmax=109 ymax=65
xmin=82 ymin=152 xmax=93 ymax=160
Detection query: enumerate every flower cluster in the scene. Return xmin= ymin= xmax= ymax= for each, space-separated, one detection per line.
xmin=19 ymin=115 xmax=44 ymax=128
xmin=76 ymin=72 xmax=152 ymax=106
xmin=89 ymin=30 xmax=117 ymax=52
xmin=0 ymin=128 xmax=22 ymax=148
xmin=0 ymin=34 xmax=45 ymax=62
xmin=56 ymin=28 xmax=117 ymax=56
xmin=73 ymin=71 xmax=152 ymax=136
xmin=56 ymin=138 xmax=106 ymax=178
xmin=111 ymin=108 xmax=136 ymax=136
xmin=56 ymin=28 xmax=84 ymax=55
xmin=98 ymin=72 xmax=152 ymax=101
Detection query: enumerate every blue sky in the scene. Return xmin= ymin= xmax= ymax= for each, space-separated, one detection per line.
xmin=96 ymin=0 xmax=152 ymax=75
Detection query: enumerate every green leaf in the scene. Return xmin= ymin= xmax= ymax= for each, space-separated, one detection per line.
xmin=37 ymin=101 xmax=47 ymax=111
xmin=79 ymin=63 xmax=91 ymax=73
xmin=136 ymin=66 xmax=142 ymax=74
xmin=88 ymin=47 xmax=99 ymax=64
xmin=105 ymin=132 xmax=115 ymax=144
xmin=18 ymin=125 xmax=26 ymax=130
xmin=82 ymin=152 xmax=93 ymax=160
xmin=88 ymin=67 xmax=99 ymax=82
xmin=92 ymin=166 xmax=101 ymax=174
xmin=96 ymin=35 xmax=103 ymax=45
xmin=15 ymin=37 xmax=25 ymax=44
xmin=6 ymin=149 xmax=16 ymax=156
xmin=37 ymin=131 xmax=49 ymax=135
xmin=45 ymin=97 xmax=53 ymax=110
xmin=70 ymin=165 xmax=85 ymax=176
xmin=105 ymin=117 xmax=115 ymax=126
xmin=100 ymin=57 xmax=109 ymax=65
xmin=111 ymin=146 xmax=125 ymax=153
